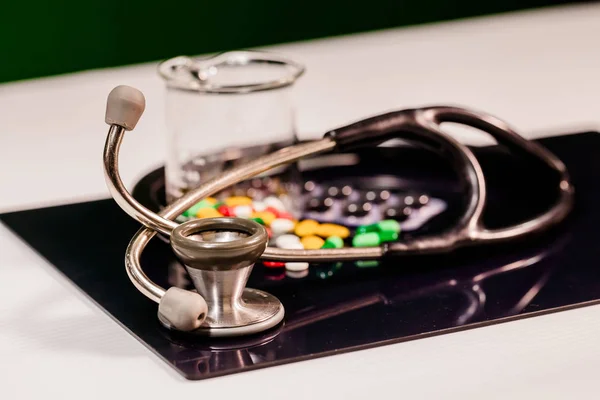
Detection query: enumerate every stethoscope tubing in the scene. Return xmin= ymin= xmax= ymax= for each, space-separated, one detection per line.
xmin=105 ymin=105 xmax=573 ymax=304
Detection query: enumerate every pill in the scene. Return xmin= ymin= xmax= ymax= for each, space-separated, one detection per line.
xmin=217 ymin=205 xmax=234 ymax=217
xmin=316 ymin=223 xmax=350 ymax=239
xmin=183 ymin=199 xmax=215 ymax=217
xmin=205 ymin=197 xmax=218 ymax=205
xmin=253 ymin=201 xmax=267 ymax=212
xmin=265 ymin=272 xmax=286 ymax=281
xmin=286 ymin=269 xmax=309 ymax=279
xmin=356 ymin=224 xmax=377 ymax=235
xmin=277 ymin=211 xmax=295 ymax=220
xmin=301 ymin=235 xmax=325 ymax=250
xmin=275 ymin=234 xmax=302 ymax=249
xmin=196 ymin=207 xmax=223 ymax=219
xmin=263 ymin=261 xmax=285 ymax=268
xmin=264 ymin=196 xmax=286 ymax=211
xmin=224 ymin=196 xmax=253 ymax=207
xmin=266 ymin=227 xmax=272 ymax=238
xmin=378 ymin=230 xmax=399 ymax=243
xmin=285 ymin=262 xmax=310 ymax=272
xmin=251 ymin=217 xmax=265 ymax=225
xmin=322 ymin=236 xmax=344 ymax=249
xmin=233 ymin=205 xmax=253 ymax=218
xmin=377 ymin=219 xmax=401 ymax=233
xmin=356 ymin=260 xmax=380 ymax=268
xmin=352 ymin=232 xmax=380 ymax=247
xmin=295 ymin=219 xmax=320 ymax=237
xmin=271 ymin=218 xmax=295 ymax=236
xmin=251 ymin=211 xmax=276 ymax=225
xmin=265 ymin=206 xmax=283 ymax=217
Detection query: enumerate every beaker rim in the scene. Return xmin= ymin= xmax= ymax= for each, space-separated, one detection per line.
xmin=158 ymin=50 xmax=305 ymax=94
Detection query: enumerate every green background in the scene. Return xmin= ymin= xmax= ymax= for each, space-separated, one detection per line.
xmin=0 ymin=0 xmax=576 ymax=84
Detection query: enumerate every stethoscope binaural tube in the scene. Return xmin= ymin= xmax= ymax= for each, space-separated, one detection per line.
xmin=103 ymin=85 xmax=573 ymax=335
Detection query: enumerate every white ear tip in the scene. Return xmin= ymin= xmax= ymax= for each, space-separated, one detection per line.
xmin=105 ymin=85 xmax=146 ymax=130
xmin=158 ymin=287 xmax=208 ymax=332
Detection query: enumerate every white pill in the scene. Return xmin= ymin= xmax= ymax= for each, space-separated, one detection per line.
xmin=264 ymin=196 xmax=286 ymax=211
xmin=270 ymin=218 xmax=295 ymax=236
xmin=285 ymin=262 xmax=310 ymax=272
xmin=253 ymin=201 xmax=267 ymax=212
xmin=233 ymin=205 xmax=253 ymax=218
xmin=286 ymin=269 xmax=309 ymax=279
xmin=275 ymin=234 xmax=302 ymax=249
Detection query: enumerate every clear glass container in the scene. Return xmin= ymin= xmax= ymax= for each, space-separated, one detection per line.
xmin=159 ymin=51 xmax=305 ymax=213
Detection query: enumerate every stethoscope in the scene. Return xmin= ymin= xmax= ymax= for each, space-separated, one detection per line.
xmin=103 ymin=85 xmax=573 ymax=337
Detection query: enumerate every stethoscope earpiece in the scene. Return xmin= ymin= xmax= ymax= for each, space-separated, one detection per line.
xmin=105 ymin=85 xmax=146 ymax=131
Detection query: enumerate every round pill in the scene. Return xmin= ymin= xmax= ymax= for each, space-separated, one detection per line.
xmin=378 ymin=230 xmax=399 ymax=242
xmin=322 ymin=236 xmax=344 ymax=249
xmin=183 ymin=199 xmax=215 ymax=217
xmin=251 ymin=217 xmax=265 ymax=225
xmin=251 ymin=211 xmax=276 ymax=225
xmin=224 ymin=196 xmax=253 ymax=207
xmin=295 ymin=219 xmax=320 ymax=237
xmin=285 ymin=262 xmax=310 ymax=272
xmin=253 ymin=201 xmax=267 ymax=212
xmin=233 ymin=205 xmax=253 ymax=218
xmin=217 ymin=205 xmax=234 ymax=217
xmin=205 ymin=197 xmax=218 ymax=205
xmin=271 ymin=218 xmax=295 ymax=236
xmin=263 ymin=261 xmax=285 ymax=268
xmin=301 ymin=235 xmax=325 ymax=250
xmin=356 ymin=224 xmax=378 ymax=235
xmin=316 ymin=223 xmax=350 ymax=239
xmin=275 ymin=234 xmax=302 ymax=249
xmin=352 ymin=232 xmax=381 ymax=247
xmin=286 ymin=269 xmax=309 ymax=279
xmin=264 ymin=196 xmax=286 ymax=211
xmin=196 ymin=207 xmax=223 ymax=219
xmin=377 ymin=219 xmax=401 ymax=233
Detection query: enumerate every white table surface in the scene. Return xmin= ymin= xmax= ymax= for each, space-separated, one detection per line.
xmin=2 ymin=3 xmax=600 ymax=398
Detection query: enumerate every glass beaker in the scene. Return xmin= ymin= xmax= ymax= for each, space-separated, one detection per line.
xmin=159 ymin=51 xmax=305 ymax=213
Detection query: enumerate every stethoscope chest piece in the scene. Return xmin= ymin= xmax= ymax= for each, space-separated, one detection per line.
xmin=158 ymin=217 xmax=284 ymax=337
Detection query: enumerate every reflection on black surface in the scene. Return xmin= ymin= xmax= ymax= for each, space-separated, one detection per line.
xmin=161 ymin=236 xmax=565 ymax=378
xmin=2 ymin=132 xmax=600 ymax=380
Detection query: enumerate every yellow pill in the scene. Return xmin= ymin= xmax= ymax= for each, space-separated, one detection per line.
xmin=196 ymin=207 xmax=223 ymax=219
xmin=224 ymin=196 xmax=253 ymax=207
xmin=301 ymin=235 xmax=325 ymax=250
xmin=294 ymin=219 xmax=320 ymax=237
xmin=205 ymin=197 xmax=218 ymax=205
xmin=251 ymin=211 xmax=276 ymax=225
xmin=316 ymin=223 xmax=350 ymax=239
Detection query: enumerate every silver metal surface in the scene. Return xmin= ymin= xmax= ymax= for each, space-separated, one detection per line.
xmin=157 ymin=289 xmax=285 ymax=337
xmin=102 ymin=87 xmax=574 ymax=338
xmin=169 ymin=217 xmax=283 ymax=335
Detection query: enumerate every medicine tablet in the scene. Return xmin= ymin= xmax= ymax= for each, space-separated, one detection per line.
xmin=271 ymin=218 xmax=295 ymax=236
xmin=264 ymin=196 xmax=286 ymax=211
xmin=285 ymin=262 xmax=310 ymax=272
xmin=233 ymin=205 xmax=253 ymax=218
xmin=275 ymin=234 xmax=302 ymax=249
xmin=225 ymin=196 xmax=253 ymax=207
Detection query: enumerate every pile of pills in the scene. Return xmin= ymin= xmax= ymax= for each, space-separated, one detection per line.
xmin=181 ymin=192 xmax=402 ymax=275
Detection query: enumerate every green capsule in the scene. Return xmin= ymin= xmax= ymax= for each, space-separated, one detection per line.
xmin=251 ymin=217 xmax=265 ymax=225
xmin=352 ymin=232 xmax=380 ymax=247
xmin=322 ymin=235 xmax=344 ymax=249
xmin=377 ymin=219 xmax=401 ymax=233
xmin=378 ymin=230 xmax=399 ymax=242
xmin=355 ymin=260 xmax=380 ymax=268
xmin=182 ymin=200 xmax=216 ymax=217
xmin=356 ymin=224 xmax=377 ymax=235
